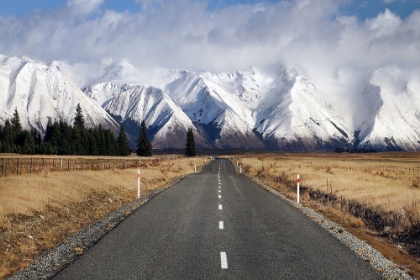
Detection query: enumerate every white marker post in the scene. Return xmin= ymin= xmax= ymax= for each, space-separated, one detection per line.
xmin=240 ymin=165 xmax=242 ymax=174
xmin=138 ymin=169 xmax=141 ymax=199
xmin=194 ymin=163 xmax=197 ymax=173
xmin=297 ymin=174 xmax=300 ymax=204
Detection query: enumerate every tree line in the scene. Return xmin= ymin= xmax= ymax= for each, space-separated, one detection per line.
xmin=0 ymin=105 xmax=197 ymax=157
xmin=0 ymin=105 xmax=131 ymax=156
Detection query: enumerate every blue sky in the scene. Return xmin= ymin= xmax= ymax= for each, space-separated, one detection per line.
xmin=1 ymin=0 xmax=419 ymax=20
xmin=0 ymin=0 xmax=419 ymax=89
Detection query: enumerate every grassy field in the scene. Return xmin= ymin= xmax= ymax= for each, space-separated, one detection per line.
xmin=0 ymin=154 xmax=206 ymax=279
xmin=2 ymin=152 xmax=420 ymax=278
xmin=230 ymin=152 xmax=420 ymax=278
xmin=234 ymin=153 xmax=420 ymax=228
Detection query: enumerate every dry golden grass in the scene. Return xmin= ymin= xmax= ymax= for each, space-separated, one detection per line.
xmin=234 ymin=153 xmax=420 ymax=228
xmin=230 ymin=152 xmax=420 ymax=279
xmin=0 ymin=155 xmax=205 ymax=279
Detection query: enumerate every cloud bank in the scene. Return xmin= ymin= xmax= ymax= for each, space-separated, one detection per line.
xmin=0 ymin=0 xmax=419 ymax=99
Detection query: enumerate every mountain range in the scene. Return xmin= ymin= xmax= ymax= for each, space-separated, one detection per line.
xmin=1 ymin=54 xmax=420 ymax=151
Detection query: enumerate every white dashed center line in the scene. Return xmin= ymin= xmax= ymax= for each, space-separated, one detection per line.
xmin=218 ymin=190 xmax=221 ymax=193
xmin=218 ymin=195 xmax=221 ymax=198
xmin=220 ymin=252 xmax=228 ymax=269
xmin=219 ymin=221 xmax=224 ymax=229
xmin=219 ymin=204 xmax=223 ymax=210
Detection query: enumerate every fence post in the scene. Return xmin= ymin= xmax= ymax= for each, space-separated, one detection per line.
xmin=30 ymin=158 xmax=32 ymax=174
xmin=297 ymin=174 xmax=300 ymax=204
xmin=17 ymin=158 xmax=19 ymax=175
xmin=138 ymin=169 xmax=141 ymax=199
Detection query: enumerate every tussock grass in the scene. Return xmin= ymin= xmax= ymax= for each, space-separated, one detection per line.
xmin=231 ymin=152 xmax=420 ymax=278
xmin=0 ymin=155 xmax=204 ymax=279
xmin=235 ymin=153 xmax=420 ymax=230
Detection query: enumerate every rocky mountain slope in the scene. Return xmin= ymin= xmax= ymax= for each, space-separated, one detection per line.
xmin=0 ymin=55 xmax=119 ymax=134
xmin=1 ymin=54 xmax=420 ymax=151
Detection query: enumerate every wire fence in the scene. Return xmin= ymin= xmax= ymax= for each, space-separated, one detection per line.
xmin=0 ymin=157 xmax=175 ymax=177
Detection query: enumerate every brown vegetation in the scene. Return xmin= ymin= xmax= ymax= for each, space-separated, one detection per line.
xmin=231 ymin=152 xmax=420 ymax=278
xmin=0 ymin=155 xmax=205 ymax=279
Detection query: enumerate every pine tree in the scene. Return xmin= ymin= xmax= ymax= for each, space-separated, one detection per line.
xmin=2 ymin=120 xmax=14 ymax=153
xmin=136 ymin=121 xmax=152 ymax=156
xmin=117 ymin=124 xmax=131 ymax=156
xmin=186 ymin=128 xmax=196 ymax=157
xmin=74 ymin=103 xmax=85 ymax=129
xmin=11 ymin=107 xmax=23 ymax=149
xmin=11 ymin=107 xmax=22 ymax=135
xmin=73 ymin=104 xmax=86 ymax=154
xmin=98 ymin=124 xmax=107 ymax=155
xmin=21 ymin=130 xmax=35 ymax=154
xmin=87 ymin=129 xmax=98 ymax=155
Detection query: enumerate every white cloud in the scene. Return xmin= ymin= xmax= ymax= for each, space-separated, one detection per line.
xmin=66 ymin=0 xmax=104 ymax=16
xmin=0 ymin=0 xmax=419 ymax=101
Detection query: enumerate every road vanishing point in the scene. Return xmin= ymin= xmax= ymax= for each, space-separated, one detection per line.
xmin=54 ymin=159 xmax=381 ymax=279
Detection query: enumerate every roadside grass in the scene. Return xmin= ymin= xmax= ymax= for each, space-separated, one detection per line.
xmin=0 ymin=155 xmax=204 ymax=279
xmin=236 ymin=153 xmax=420 ymax=228
xmin=232 ymin=152 xmax=420 ymax=278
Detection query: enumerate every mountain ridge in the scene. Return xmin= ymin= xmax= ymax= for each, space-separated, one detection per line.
xmin=1 ymin=54 xmax=420 ymax=151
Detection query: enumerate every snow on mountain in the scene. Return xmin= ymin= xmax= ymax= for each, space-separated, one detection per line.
xmin=79 ymin=60 xmax=420 ymax=151
xmin=164 ymin=70 xmax=264 ymax=148
xmin=0 ymin=55 xmax=119 ymax=134
xmin=84 ymin=82 xmax=208 ymax=149
xmin=2 ymin=54 xmax=419 ymax=151
xmin=354 ymin=66 xmax=420 ymax=151
xmin=256 ymin=68 xmax=352 ymax=151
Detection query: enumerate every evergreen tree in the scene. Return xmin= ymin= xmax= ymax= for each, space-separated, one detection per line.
xmin=2 ymin=120 xmax=14 ymax=153
xmin=73 ymin=104 xmax=87 ymax=154
xmin=136 ymin=121 xmax=152 ymax=156
xmin=117 ymin=124 xmax=131 ymax=156
xmin=31 ymin=128 xmax=42 ymax=153
xmin=11 ymin=107 xmax=23 ymax=135
xmin=11 ymin=107 xmax=24 ymax=149
xmin=104 ymin=130 xmax=117 ymax=155
xmin=186 ymin=128 xmax=196 ymax=157
xmin=74 ymin=103 xmax=85 ymax=129
xmin=21 ymin=130 xmax=35 ymax=154
xmin=44 ymin=120 xmax=54 ymax=143
xmin=98 ymin=124 xmax=107 ymax=155
xmin=59 ymin=120 xmax=73 ymax=155
xmin=87 ymin=129 xmax=98 ymax=155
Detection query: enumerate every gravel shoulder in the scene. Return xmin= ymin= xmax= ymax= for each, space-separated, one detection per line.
xmin=7 ymin=176 xmax=185 ymax=280
xmin=251 ymin=176 xmax=416 ymax=280
xmin=7 ymin=172 xmax=416 ymax=280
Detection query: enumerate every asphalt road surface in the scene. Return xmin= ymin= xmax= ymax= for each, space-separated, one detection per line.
xmin=54 ymin=159 xmax=382 ymax=279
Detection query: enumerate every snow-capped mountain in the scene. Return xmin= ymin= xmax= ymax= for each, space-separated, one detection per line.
xmin=84 ymin=82 xmax=208 ymax=148
xmin=1 ymin=54 xmax=420 ymax=151
xmin=353 ymin=67 xmax=420 ymax=151
xmin=81 ymin=62 xmax=354 ymax=150
xmin=0 ymin=55 xmax=119 ymax=135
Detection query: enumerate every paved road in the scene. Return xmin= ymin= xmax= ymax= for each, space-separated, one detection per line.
xmin=54 ymin=159 xmax=381 ymax=279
